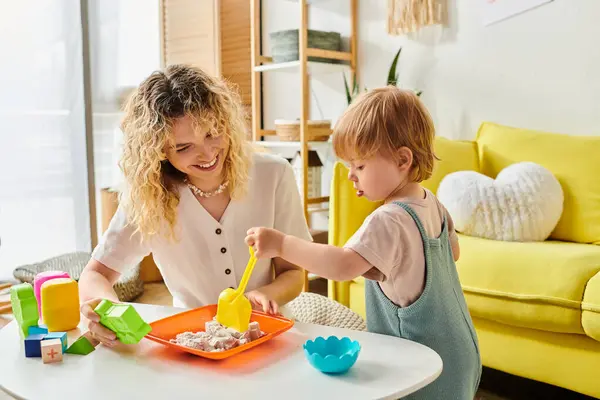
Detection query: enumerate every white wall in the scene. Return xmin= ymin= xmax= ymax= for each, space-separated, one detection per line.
xmin=261 ymin=0 xmax=600 ymax=230
xmin=262 ymin=0 xmax=600 ymax=141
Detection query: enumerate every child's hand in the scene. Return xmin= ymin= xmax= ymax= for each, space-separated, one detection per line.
xmin=245 ymin=227 xmax=285 ymax=259
xmin=80 ymin=298 xmax=118 ymax=348
xmin=245 ymin=289 xmax=279 ymax=315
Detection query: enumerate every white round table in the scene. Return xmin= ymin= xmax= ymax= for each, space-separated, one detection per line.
xmin=0 ymin=304 xmax=442 ymax=400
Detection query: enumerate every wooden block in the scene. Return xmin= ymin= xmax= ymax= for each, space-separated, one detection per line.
xmin=40 ymin=278 xmax=80 ymax=332
xmin=45 ymin=332 xmax=68 ymax=352
xmin=41 ymin=339 xmax=63 ymax=364
xmin=24 ymin=334 xmax=47 ymax=357
xmin=66 ymin=335 xmax=95 ymax=355
xmin=28 ymin=325 xmax=49 ymax=336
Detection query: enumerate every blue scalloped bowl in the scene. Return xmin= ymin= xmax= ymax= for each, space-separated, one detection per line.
xmin=303 ymin=336 xmax=361 ymax=374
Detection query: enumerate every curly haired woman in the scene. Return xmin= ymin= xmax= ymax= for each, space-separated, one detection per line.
xmin=78 ymin=64 xmax=311 ymax=347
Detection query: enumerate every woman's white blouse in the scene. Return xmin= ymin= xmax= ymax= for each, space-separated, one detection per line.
xmin=92 ymin=152 xmax=312 ymax=308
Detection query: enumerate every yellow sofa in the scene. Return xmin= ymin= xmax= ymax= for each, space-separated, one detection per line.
xmin=328 ymin=122 xmax=600 ymax=398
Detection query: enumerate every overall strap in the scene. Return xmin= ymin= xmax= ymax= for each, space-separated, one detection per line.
xmin=392 ymin=201 xmax=430 ymax=243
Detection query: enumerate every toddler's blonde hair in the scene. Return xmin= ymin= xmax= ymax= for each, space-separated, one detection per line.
xmin=333 ymin=86 xmax=436 ymax=182
xmin=119 ymin=64 xmax=251 ymax=241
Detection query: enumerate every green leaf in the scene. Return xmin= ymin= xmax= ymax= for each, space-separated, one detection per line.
xmin=415 ymin=90 xmax=423 ymax=97
xmin=387 ymin=47 xmax=402 ymax=86
xmin=343 ymin=73 xmax=352 ymax=105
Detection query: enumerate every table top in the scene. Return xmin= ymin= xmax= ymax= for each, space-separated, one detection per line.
xmin=0 ymin=303 xmax=442 ymax=400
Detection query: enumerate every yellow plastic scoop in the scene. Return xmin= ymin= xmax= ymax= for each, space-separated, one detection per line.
xmin=216 ymin=246 xmax=257 ymax=332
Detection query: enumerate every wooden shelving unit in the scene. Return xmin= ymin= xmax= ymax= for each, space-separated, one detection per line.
xmin=250 ymin=0 xmax=358 ymax=291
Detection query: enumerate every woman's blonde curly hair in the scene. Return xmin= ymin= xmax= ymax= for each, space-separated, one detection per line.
xmin=119 ymin=64 xmax=251 ymax=241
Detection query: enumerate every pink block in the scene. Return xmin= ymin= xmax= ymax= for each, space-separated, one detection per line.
xmin=34 ymin=271 xmax=70 ymax=316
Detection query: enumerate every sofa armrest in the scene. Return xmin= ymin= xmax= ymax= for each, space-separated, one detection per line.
xmin=583 ymin=272 xmax=600 ymax=342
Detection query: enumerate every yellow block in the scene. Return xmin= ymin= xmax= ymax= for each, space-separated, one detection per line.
xmin=41 ymin=278 xmax=80 ymax=332
xmin=476 ymin=122 xmax=600 ymax=244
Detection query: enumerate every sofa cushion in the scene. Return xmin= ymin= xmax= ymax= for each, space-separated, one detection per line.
xmin=476 ymin=122 xmax=600 ymax=244
xmin=458 ymin=234 xmax=600 ymax=335
xmin=422 ymin=137 xmax=479 ymax=194
xmin=582 ymin=272 xmax=600 ymax=341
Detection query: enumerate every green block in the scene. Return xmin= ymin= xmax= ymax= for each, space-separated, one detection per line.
xmin=94 ymin=300 xmax=151 ymax=344
xmin=65 ymin=336 xmax=95 ymax=355
xmin=10 ymin=283 xmax=39 ymax=337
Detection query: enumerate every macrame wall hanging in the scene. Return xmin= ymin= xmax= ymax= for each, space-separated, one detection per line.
xmin=388 ymin=0 xmax=445 ymax=35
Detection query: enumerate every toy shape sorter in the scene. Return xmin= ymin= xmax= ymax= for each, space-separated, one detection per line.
xmin=33 ymin=271 xmax=70 ymax=316
xmin=40 ymin=278 xmax=80 ymax=332
xmin=94 ymin=300 xmax=151 ymax=344
xmin=10 ymin=283 xmax=39 ymax=337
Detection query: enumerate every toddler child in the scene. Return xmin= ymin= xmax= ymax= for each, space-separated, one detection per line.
xmin=246 ymin=87 xmax=482 ymax=399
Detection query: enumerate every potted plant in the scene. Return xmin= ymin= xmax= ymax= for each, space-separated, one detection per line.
xmin=343 ymin=47 xmax=421 ymax=105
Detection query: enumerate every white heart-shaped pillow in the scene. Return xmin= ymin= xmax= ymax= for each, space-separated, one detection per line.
xmin=437 ymin=162 xmax=563 ymax=242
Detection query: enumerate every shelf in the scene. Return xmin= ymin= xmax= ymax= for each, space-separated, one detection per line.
xmin=307 ymin=196 xmax=329 ymax=204
xmin=305 ymin=48 xmax=352 ymax=61
xmin=253 ymin=140 xmax=332 ymax=152
xmin=253 ymin=60 xmax=349 ymax=75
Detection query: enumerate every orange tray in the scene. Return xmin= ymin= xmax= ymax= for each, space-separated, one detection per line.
xmin=145 ymin=304 xmax=294 ymax=360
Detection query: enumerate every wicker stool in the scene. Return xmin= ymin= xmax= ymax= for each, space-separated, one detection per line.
xmin=12 ymin=252 xmax=144 ymax=302
xmin=286 ymin=292 xmax=366 ymax=331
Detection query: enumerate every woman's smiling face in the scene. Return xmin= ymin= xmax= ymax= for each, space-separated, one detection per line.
xmin=165 ymin=115 xmax=229 ymax=185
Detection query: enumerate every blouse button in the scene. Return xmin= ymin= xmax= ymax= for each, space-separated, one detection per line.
xmin=216 ymin=228 xmax=222 ymax=235
xmin=225 ymin=269 xmax=232 ymax=275
xmin=221 ymin=247 xmax=227 ymax=254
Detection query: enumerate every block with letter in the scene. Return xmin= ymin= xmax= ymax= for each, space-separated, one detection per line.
xmin=41 ymin=339 xmax=63 ymax=364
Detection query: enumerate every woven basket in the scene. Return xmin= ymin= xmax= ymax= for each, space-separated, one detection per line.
xmin=12 ymin=252 xmax=144 ymax=302
xmin=269 ymin=29 xmax=341 ymax=63
xmin=274 ymin=119 xmax=331 ymax=142
xmin=286 ymin=292 xmax=366 ymax=331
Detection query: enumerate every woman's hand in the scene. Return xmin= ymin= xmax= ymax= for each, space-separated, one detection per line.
xmin=80 ymin=298 xmax=118 ymax=348
xmin=245 ymin=227 xmax=285 ymax=259
xmin=245 ymin=289 xmax=280 ymax=315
